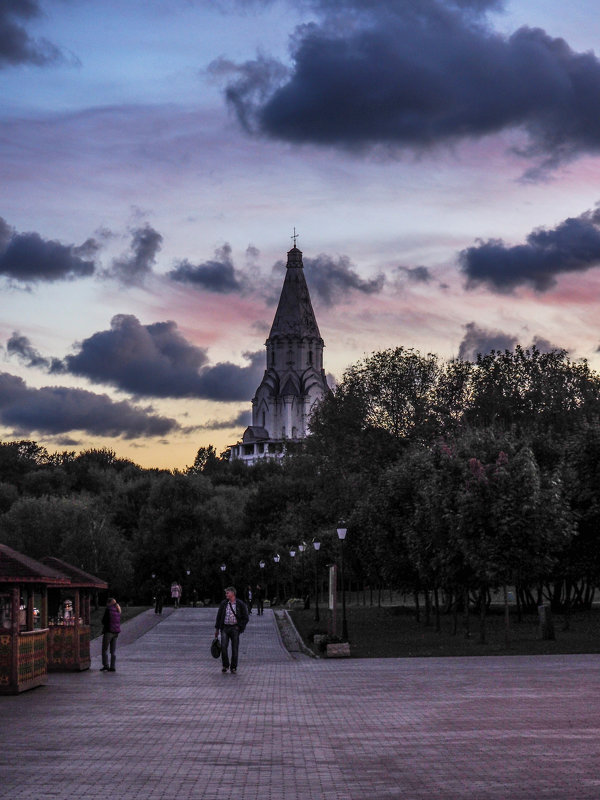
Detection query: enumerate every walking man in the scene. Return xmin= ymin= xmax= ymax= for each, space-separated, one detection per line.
xmin=100 ymin=597 xmax=121 ymax=672
xmin=214 ymin=586 xmax=249 ymax=674
xmin=255 ymin=583 xmax=265 ymax=616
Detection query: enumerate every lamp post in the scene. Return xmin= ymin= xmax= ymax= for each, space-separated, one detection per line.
xmin=273 ymin=553 xmax=280 ymax=603
xmin=289 ymin=547 xmax=296 ymax=597
xmin=220 ymin=563 xmax=226 ymax=595
xmin=337 ymin=524 xmax=348 ymax=641
xmin=313 ymin=538 xmax=321 ymax=622
xmin=299 ymin=542 xmax=307 ymax=608
xmin=185 ymin=568 xmax=191 ymax=607
xmin=259 ymin=559 xmax=265 ymax=608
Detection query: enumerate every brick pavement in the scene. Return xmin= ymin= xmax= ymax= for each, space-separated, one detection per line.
xmin=2 ymin=607 xmax=600 ymax=799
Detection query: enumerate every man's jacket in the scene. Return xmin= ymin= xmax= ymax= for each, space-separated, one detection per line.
xmin=215 ymin=598 xmax=249 ymax=633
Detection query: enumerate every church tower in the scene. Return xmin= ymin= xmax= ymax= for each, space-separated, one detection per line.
xmin=230 ymin=241 xmax=329 ymax=463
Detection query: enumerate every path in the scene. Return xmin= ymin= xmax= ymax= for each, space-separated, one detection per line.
xmin=1 ymin=607 xmax=600 ymax=799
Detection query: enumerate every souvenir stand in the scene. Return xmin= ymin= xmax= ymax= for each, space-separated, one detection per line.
xmin=41 ymin=557 xmax=107 ymax=672
xmin=0 ymin=544 xmax=69 ymax=694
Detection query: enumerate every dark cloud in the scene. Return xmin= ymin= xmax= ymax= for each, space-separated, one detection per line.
xmin=460 ymin=207 xmax=600 ymax=293
xmin=197 ymin=410 xmax=251 ymax=430
xmin=0 ymin=217 xmax=98 ymax=283
xmin=210 ymin=54 xmax=290 ymax=133
xmin=303 ymin=254 xmax=385 ymax=306
xmin=395 ymin=265 xmax=432 ymax=283
xmin=109 ymin=224 xmax=163 ymax=285
xmin=531 ymin=335 xmax=565 ymax=355
xmin=192 ymin=350 xmax=264 ymax=401
xmin=218 ymin=0 xmax=600 ymax=173
xmin=0 ymin=372 xmax=177 ymax=439
xmin=56 ymin=314 xmax=264 ymax=402
xmin=0 ymin=0 xmax=64 ymax=68
xmin=458 ymin=322 xmax=517 ymax=362
xmin=59 ymin=314 xmax=209 ymax=397
xmin=168 ymin=243 xmax=248 ymax=293
xmin=6 ymin=332 xmax=51 ymax=369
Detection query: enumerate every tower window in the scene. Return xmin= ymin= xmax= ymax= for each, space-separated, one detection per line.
xmin=308 ymin=351 xmax=313 ymax=365
xmin=262 ymin=411 xmax=266 ymax=427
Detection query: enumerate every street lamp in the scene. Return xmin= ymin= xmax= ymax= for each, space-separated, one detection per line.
xmin=313 ymin=538 xmax=321 ymax=622
xmin=259 ymin=559 xmax=266 ymax=606
xmin=337 ymin=524 xmax=348 ymax=641
xmin=273 ymin=553 xmax=280 ymax=603
xmin=220 ymin=563 xmax=226 ymax=594
xmin=299 ymin=542 xmax=307 ymax=607
xmin=289 ymin=547 xmax=296 ymax=597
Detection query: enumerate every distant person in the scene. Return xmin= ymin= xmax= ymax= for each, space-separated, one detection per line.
xmin=171 ymin=581 xmax=182 ymax=608
xmin=255 ymin=583 xmax=265 ymax=616
xmin=245 ymin=585 xmax=254 ymax=614
xmin=100 ymin=598 xmax=121 ymax=672
xmin=214 ymin=586 xmax=249 ymax=674
xmin=191 ymin=588 xmax=198 ymax=608
xmin=154 ymin=581 xmax=164 ymax=615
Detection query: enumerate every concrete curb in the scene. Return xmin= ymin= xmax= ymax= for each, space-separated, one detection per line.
xmin=277 ymin=609 xmax=318 ymax=659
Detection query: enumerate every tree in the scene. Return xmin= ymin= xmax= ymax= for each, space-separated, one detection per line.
xmin=462 ymin=346 xmax=600 ymax=433
xmin=186 ymin=445 xmax=219 ymax=475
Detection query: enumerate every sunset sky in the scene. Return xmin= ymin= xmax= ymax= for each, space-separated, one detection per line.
xmin=2 ymin=0 xmax=600 ymax=469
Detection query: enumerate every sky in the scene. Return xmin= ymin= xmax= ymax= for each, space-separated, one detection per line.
xmin=2 ymin=0 xmax=600 ymax=469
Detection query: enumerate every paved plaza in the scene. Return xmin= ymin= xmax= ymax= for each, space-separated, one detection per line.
xmin=1 ymin=607 xmax=600 ymax=799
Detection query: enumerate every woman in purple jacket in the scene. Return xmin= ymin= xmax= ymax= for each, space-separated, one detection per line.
xmin=100 ymin=598 xmax=121 ymax=672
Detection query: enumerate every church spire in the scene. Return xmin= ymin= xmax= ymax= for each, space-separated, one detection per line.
xmin=229 ymin=238 xmax=329 ymax=464
xmin=268 ymin=242 xmax=321 ymax=339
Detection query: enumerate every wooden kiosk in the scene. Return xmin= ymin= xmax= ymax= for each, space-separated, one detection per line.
xmin=41 ymin=557 xmax=107 ymax=672
xmin=0 ymin=544 xmax=69 ymax=694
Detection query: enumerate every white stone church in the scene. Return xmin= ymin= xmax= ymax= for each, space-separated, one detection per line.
xmin=229 ymin=242 xmax=330 ymax=464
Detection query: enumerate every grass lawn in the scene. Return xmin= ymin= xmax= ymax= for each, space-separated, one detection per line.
xmin=289 ymin=604 xmax=600 ymax=658
xmin=90 ymin=605 xmax=150 ymax=640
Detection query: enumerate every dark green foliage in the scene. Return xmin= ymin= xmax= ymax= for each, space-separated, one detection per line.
xmin=1 ymin=344 xmax=600 ymax=610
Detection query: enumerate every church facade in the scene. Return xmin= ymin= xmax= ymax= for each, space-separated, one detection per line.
xmin=229 ymin=243 xmax=330 ymax=464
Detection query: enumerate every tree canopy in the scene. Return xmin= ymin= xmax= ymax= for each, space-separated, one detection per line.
xmin=1 ymin=345 xmax=599 ymax=612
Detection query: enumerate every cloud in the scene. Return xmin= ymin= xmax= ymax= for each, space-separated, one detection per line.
xmin=394 ymin=265 xmax=433 ymax=284
xmin=457 ymin=322 xmax=517 ymax=361
xmin=6 ymin=332 xmax=54 ymax=370
xmin=0 ymin=217 xmax=99 ymax=284
xmin=0 ymin=0 xmax=65 ymax=68
xmin=404 ymin=266 xmax=432 ymax=283
xmin=459 ymin=206 xmax=600 ymax=293
xmin=197 ymin=410 xmax=251 ymax=430
xmin=58 ymin=314 xmax=209 ymax=396
xmin=458 ymin=323 xmax=566 ymax=361
xmin=55 ymin=314 xmax=265 ymax=402
xmin=193 ymin=350 xmax=265 ymax=401
xmin=108 ymin=224 xmax=163 ymax=286
xmin=303 ymin=253 xmax=385 ymax=306
xmin=0 ymin=372 xmax=178 ymax=439
xmin=168 ymin=243 xmax=248 ymax=293
xmin=217 ymin=0 xmax=600 ymax=173
xmin=531 ymin=335 xmax=564 ymax=355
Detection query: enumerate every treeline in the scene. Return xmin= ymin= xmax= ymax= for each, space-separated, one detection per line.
xmin=2 ymin=345 xmax=600 ymax=634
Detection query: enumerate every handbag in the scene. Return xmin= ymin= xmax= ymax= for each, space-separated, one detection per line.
xmin=210 ymin=637 xmax=221 ymax=659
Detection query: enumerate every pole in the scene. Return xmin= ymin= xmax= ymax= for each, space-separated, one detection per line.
xmin=341 ymin=536 xmax=348 ymax=641
xmin=314 ymin=545 xmax=320 ymax=622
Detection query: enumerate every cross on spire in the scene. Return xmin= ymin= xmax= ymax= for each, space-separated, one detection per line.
xmin=291 ymin=227 xmax=299 ymax=248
